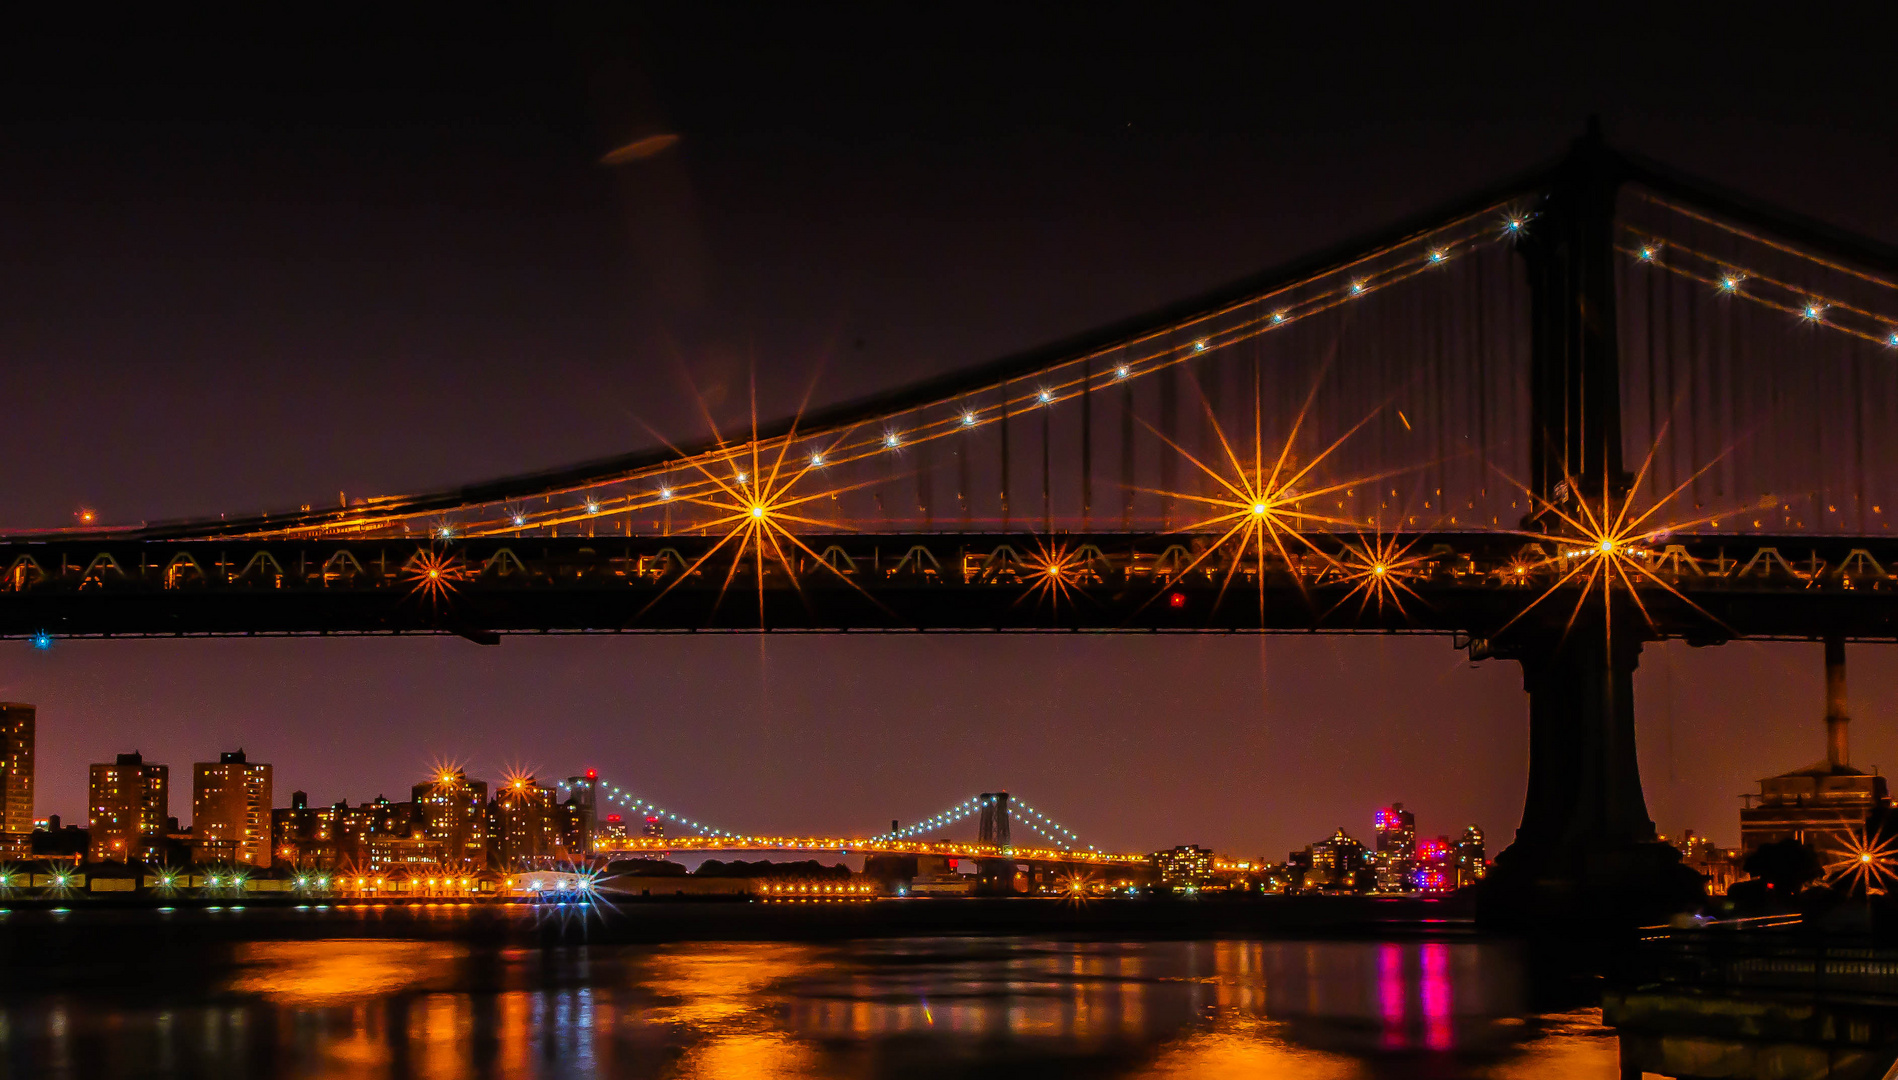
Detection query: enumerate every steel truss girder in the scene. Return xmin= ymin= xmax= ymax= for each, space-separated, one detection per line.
xmin=2 ymin=532 xmax=1897 ymax=642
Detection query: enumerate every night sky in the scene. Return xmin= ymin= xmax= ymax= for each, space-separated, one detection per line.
xmin=2 ymin=12 xmax=1895 ymax=856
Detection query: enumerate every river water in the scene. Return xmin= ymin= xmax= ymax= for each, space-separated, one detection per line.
xmin=0 ymin=927 xmax=1620 ymax=1078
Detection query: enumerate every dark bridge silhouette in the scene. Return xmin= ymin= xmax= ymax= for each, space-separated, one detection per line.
xmin=10 ymin=124 xmax=1898 ymax=922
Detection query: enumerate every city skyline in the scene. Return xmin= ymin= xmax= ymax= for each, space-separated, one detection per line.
xmin=0 ymin=626 xmax=1872 ymax=858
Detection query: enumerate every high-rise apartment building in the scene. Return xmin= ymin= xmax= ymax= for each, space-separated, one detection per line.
xmin=1153 ymin=844 xmax=1215 ymax=886
xmin=563 ymin=771 xmax=598 ymax=843
xmin=413 ymin=769 xmax=488 ymax=865
xmin=1373 ymin=804 xmax=1417 ymax=891
xmin=90 ymin=752 xmax=169 ymax=862
xmin=494 ymin=777 xmax=559 ymax=866
xmin=1309 ymin=828 xmax=1370 ymax=892
xmin=0 ymin=704 xmax=33 ymax=857
xmin=1415 ymin=836 xmax=1452 ymax=891
xmin=193 ymin=749 xmax=273 ymax=867
xmin=1451 ymin=825 xmax=1487 ymax=889
xmin=277 ymin=794 xmax=425 ymax=870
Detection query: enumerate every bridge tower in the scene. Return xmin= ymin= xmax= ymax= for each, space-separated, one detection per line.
xmin=976 ymin=792 xmax=1016 ymax=895
xmin=977 ymin=792 xmax=1012 ymax=846
xmin=1482 ymin=121 xmax=1701 ymax=925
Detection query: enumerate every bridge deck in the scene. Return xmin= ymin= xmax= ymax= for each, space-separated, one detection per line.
xmin=3 ymin=532 xmax=1895 ymax=643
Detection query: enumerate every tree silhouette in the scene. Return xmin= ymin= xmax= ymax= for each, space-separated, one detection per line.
xmin=1743 ymin=838 xmax=1821 ymax=895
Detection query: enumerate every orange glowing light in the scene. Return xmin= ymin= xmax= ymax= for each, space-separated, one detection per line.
xmin=1493 ymin=423 xmax=1737 ymax=643
xmin=1017 ymin=541 xmax=1094 ymax=611
xmin=403 ymin=549 xmax=468 ymax=608
xmin=1140 ymin=365 xmax=1404 ymax=617
xmin=1324 ymin=529 xmax=1431 ymax=620
xmin=637 ymin=371 xmax=887 ymax=625
xmin=1825 ymin=827 xmax=1898 ymax=896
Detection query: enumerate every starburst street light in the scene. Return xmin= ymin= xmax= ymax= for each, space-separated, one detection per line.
xmin=1326 ymin=530 xmax=1432 ymax=619
xmin=1140 ymin=370 xmax=1396 ymax=615
xmin=1825 ymin=828 xmax=1898 ymax=896
xmin=639 ymin=378 xmax=889 ymax=624
xmin=1018 ymin=541 xmax=1092 ymax=610
xmin=1493 ymin=428 xmax=1734 ymax=643
xmin=404 ymin=549 xmax=469 ymax=608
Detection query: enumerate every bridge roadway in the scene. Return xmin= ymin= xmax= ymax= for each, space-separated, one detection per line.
xmin=2 ymin=531 xmax=1896 ymax=643
xmin=593 ymin=835 xmax=1149 ymax=867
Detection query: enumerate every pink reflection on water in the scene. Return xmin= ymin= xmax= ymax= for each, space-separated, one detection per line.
xmin=1378 ymin=944 xmax=1406 ymax=1049
xmin=1422 ymin=942 xmax=1453 ymax=1050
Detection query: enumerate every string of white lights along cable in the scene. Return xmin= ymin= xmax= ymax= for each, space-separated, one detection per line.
xmin=1014 ymin=817 xmax=1075 ymax=849
xmin=885 ymin=797 xmax=981 ymax=840
xmin=563 ymin=777 xmax=746 ymax=841
xmin=1010 ymin=798 xmax=1095 ymax=852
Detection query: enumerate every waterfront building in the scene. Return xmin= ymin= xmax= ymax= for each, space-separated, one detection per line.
xmin=413 ymin=770 xmax=489 ymax=864
xmin=192 ymin=749 xmax=273 ymax=867
xmin=1153 ymin=845 xmax=1214 ymax=886
xmin=0 ymin=703 xmax=32 ymax=858
xmin=641 ymin=814 xmax=666 ymax=840
xmin=1309 ymin=828 xmax=1371 ymax=892
xmin=563 ymin=771 xmax=598 ymax=842
xmin=1373 ymin=804 xmax=1417 ymax=891
xmin=1451 ymin=825 xmax=1487 ymax=888
xmin=1741 ymin=765 xmax=1890 ymax=861
xmin=365 ymin=833 xmax=444 ymax=872
xmin=1741 ymin=638 xmax=1892 ymax=860
xmin=556 ymin=798 xmax=592 ymax=856
xmin=1413 ymin=836 xmax=1452 ymax=891
xmin=600 ymin=814 xmax=629 ymax=842
xmin=272 ymin=790 xmax=338 ymax=866
xmin=1258 ymin=862 xmax=1300 ymax=894
xmin=1672 ymin=828 xmax=1745 ymax=895
xmin=494 ymin=777 xmax=560 ymax=866
xmin=336 ymin=797 xmax=416 ymax=867
xmin=31 ymin=815 xmax=89 ymax=858
xmin=89 ymin=752 xmax=169 ymax=863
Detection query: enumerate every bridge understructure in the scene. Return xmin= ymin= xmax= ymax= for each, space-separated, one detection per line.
xmin=3 ymin=532 xmax=1894 ymax=640
xmin=12 ymin=123 xmax=1898 ymax=925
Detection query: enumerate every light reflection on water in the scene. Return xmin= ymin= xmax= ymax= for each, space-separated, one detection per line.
xmin=0 ymin=936 xmax=1617 ymax=1078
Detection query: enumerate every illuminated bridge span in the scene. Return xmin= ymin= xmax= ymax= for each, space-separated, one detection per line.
xmin=592 ymin=837 xmax=1146 ymax=867
xmin=9 ymin=127 xmax=1898 ymax=650
xmin=14 ymin=123 xmax=1898 ymax=920
xmin=574 ymin=784 xmax=1139 ymax=865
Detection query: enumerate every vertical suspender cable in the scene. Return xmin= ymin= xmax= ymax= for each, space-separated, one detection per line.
xmin=1160 ymin=356 xmax=1178 ymax=530
xmin=1121 ymin=367 xmax=1135 ymax=530
xmin=958 ymin=399 xmax=971 ymax=527
xmin=1081 ymin=355 xmax=1092 ymax=530
xmin=999 ymin=380 xmax=1011 ymax=532
xmin=1041 ymin=391 xmax=1052 ymax=534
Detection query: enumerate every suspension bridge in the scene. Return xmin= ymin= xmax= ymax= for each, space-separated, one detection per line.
xmin=572 ymin=781 xmax=1149 ymax=871
xmin=11 ymin=123 xmax=1898 ymax=919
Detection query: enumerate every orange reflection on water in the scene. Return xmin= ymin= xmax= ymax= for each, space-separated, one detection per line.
xmin=1137 ymin=1019 xmax=1365 ymax=1080
xmin=676 ymin=1033 xmax=817 ymax=1080
xmin=643 ymin=943 xmax=820 ymax=1079
xmin=1473 ymin=1010 xmax=1620 ymax=1079
xmin=227 ymin=940 xmax=465 ymax=1003
xmin=409 ymin=993 xmax=474 ymax=1080
xmin=643 ymin=942 xmax=814 ymax=1026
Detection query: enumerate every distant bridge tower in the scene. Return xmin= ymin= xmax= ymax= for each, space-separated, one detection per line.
xmin=977 ymin=792 xmax=1011 ymax=847
xmin=975 ymin=792 xmax=1016 ymax=896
